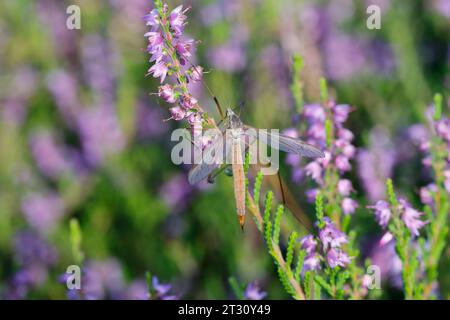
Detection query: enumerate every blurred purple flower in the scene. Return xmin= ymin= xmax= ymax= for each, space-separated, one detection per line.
xmin=159 ymin=173 xmax=193 ymax=212
xmin=21 ymin=192 xmax=65 ymax=233
xmin=357 ymin=128 xmax=396 ymax=201
xmin=244 ymin=282 xmax=267 ymax=300
xmin=341 ymin=197 xmax=358 ymax=215
xmin=77 ymin=105 xmax=126 ymax=167
xmin=125 ymin=280 xmax=149 ymax=300
xmin=81 ymin=35 xmax=116 ymax=104
xmin=83 ymin=259 xmax=125 ymax=300
xmin=323 ymin=34 xmax=366 ymax=80
xmin=46 ymin=70 xmax=79 ymax=126
xmin=432 ymin=0 xmax=450 ymax=18
xmin=5 ymin=231 xmax=57 ymax=299
xmin=420 ymin=183 xmax=437 ymax=206
xmin=369 ymin=241 xmax=402 ymax=288
xmin=30 ymin=132 xmax=71 ymax=179
xmin=136 ymin=103 xmax=167 ymax=139
xmin=152 ymin=276 xmax=171 ymax=296
xmin=151 ymin=276 xmax=178 ymax=300
xmin=337 ymin=179 xmax=353 ymax=196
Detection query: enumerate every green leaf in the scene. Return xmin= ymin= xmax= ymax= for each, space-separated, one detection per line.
xmin=272 ymin=205 xmax=284 ymax=246
xmin=228 ymin=277 xmax=245 ymax=300
xmin=69 ymin=218 xmax=84 ymax=265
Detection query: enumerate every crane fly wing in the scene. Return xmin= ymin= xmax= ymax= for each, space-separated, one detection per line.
xmin=244 ymin=126 xmax=324 ymax=158
xmin=188 ymin=132 xmax=231 ymax=185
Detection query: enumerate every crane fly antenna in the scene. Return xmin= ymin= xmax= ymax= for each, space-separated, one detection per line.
xmin=185 ymin=57 xmax=225 ymax=120
xmin=236 ymin=101 xmax=245 ymax=117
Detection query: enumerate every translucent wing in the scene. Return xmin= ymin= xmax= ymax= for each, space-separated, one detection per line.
xmin=244 ymin=126 xmax=324 ymax=158
xmin=188 ymin=132 xmax=231 ymax=185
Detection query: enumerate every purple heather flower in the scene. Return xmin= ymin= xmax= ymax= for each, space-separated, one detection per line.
xmin=337 ymin=179 xmax=353 ymax=196
xmin=282 ymin=128 xmax=299 ymax=139
xmin=144 ymin=9 xmax=160 ymax=29
xmin=189 ymin=65 xmax=203 ymax=82
xmin=420 ymin=183 xmax=437 ymax=206
xmin=152 ymin=276 xmax=172 ymax=296
xmin=244 ymin=282 xmax=267 ymax=300
xmin=180 ymin=94 xmax=198 ymax=110
xmin=400 ymin=204 xmax=428 ymax=237
xmin=318 ymin=218 xmax=348 ymax=251
xmin=340 ymin=143 xmax=356 ymax=158
xmin=367 ymin=200 xmax=391 ymax=228
xmin=169 ymin=5 xmax=189 ymax=36
xmin=307 ymin=123 xmax=326 ymax=142
xmin=158 ymin=84 xmax=177 ymax=103
xmin=337 ymin=128 xmax=354 ymax=142
xmin=175 ymin=38 xmax=196 ymax=64
xmin=326 ymin=248 xmax=350 ymax=268
xmin=300 ymin=235 xmax=317 ymax=254
xmin=379 ymin=231 xmax=394 ymax=246
xmin=434 ymin=119 xmax=450 ymax=142
xmin=147 ymin=59 xmax=168 ymax=83
xmin=335 ymin=155 xmax=351 ymax=172
xmin=305 ymin=161 xmax=322 ymax=183
xmin=170 ymin=106 xmax=186 ymax=121
xmin=286 ymin=153 xmax=300 ymax=167
xmin=332 ymin=104 xmax=352 ymax=124
xmin=303 ymin=104 xmax=326 ymax=123
xmin=146 ymin=31 xmax=163 ymax=52
xmin=21 ymin=192 xmax=65 ymax=233
xmin=444 ymin=170 xmax=450 ymax=193
xmin=303 ymin=253 xmax=321 ymax=271
xmin=341 ymin=197 xmax=358 ymax=215
xmin=305 ymin=188 xmax=319 ymax=203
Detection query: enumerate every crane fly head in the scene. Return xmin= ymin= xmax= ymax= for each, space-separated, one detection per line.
xmin=226 ymin=107 xmax=243 ymax=129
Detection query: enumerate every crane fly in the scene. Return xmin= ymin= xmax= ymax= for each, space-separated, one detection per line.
xmin=187 ymin=107 xmax=324 ymax=230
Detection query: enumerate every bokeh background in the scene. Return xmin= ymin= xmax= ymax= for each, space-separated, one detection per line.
xmin=0 ymin=0 xmax=448 ymax=299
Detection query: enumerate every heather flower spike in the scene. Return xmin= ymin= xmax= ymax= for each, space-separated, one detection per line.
xmin=144 ymin=1 xmax=202 ymax=123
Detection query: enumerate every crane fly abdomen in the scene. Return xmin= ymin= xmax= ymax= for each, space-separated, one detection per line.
xmin=230 ymin=129 xmax=246 ymax=230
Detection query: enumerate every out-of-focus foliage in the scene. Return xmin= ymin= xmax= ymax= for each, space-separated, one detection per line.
xmin=0 ymin=0 xmax=448 ymax=299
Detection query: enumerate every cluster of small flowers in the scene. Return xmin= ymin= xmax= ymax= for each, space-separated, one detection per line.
xmin=286 ymin=102 xmax=358 ymax=215
xmin=299 ymin=217 xmax=350 ymax=271
xmin=144 ymin=2 xmax=204 ymax=125
xmin=415 ymin=114 xmax=450 ymax=204
xmin=4 ymin=231 xmax=57 ymax=299
xmin=368 ymin=199 xmax=428 ymax=245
